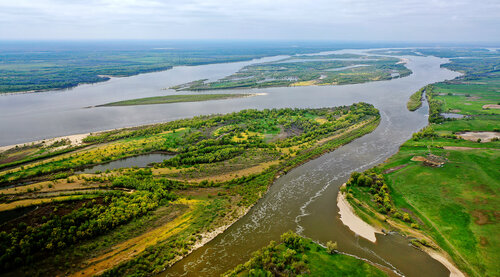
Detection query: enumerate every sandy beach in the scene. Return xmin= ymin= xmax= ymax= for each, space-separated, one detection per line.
xmin=337 ymin=185 xmax=381 ymax=243
xmin=0 ymin=133 xmax=91 ymax=152
xmin=337 ymin=184 xmax=466 ymax=277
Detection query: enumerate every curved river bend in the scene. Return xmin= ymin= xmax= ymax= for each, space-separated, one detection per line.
xmin=0 ymin=50 xmax=460 ymax=276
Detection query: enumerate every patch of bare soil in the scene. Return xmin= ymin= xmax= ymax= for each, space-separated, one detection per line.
xmin=471 ymin=210 xmax=492 ymax=225
xmin=480 ymin=236 xmax=489 ymax=246
xmin=456 ymin=131 xmax=500 ymax=142
xmin=383 ymin=164 xmax=408 ymax=174
xmin=176 ymin=187 xmax=224 ymax=197
xmin=411 ymin=154 xmax=446 ymax=167
xmin=442 ymin=146 xmax=499 ymax=150
xmin=482 ymin=104 xmax=500 ymax=109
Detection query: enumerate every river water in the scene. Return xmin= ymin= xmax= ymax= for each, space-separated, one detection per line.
xmin=0 ymin=50 xmax=460 ymax=276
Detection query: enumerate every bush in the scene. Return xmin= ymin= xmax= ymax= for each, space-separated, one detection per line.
xmin=326 ymin=241 xmax=338 ymax=254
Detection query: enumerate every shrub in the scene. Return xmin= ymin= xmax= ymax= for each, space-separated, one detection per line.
xmin=326 ymin=241 xmax=338 ymax=254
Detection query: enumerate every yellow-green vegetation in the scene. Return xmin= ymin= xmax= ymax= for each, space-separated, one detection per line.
xmin=98 ymin=93 xmax=251 ymax=107
xmin=0 ymin=138 xmax=80 ymax=170
xmin=407 ymin=86 xmax=426 ymax=111
xmin=346 ymin=55 xmax=500 ymax=277
xmin=172 ymin=54 xmax=411 ymax=91
xmin=0 ymin=103 xmax=380 ymax=276
xmin=224 ymin=231 xmax=387 ymax=277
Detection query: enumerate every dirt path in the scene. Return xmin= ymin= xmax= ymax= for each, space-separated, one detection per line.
xmin=0 ymin=195 xmax=97 ymax=212
xmin=443 ymin=146 xmax=500 ymax=151
xmin=186 ymin=160 xmax=280 ymax=183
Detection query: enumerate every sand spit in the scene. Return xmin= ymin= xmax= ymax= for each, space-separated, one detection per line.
xmin=337 ymin=186 xmax=466 ymax=277
xmin=427 ymin=251 xmax=466 ymax=277
xmin=337 ymin=187 xmax=381 ymax=243
xmin=0 ymin=133 xmax=90 ymax=153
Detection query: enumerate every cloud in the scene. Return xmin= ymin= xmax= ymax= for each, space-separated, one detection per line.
xmin=0 ymin=0 xmax=499 ymax=42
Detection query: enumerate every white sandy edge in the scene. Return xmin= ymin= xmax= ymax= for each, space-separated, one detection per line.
xmin=0 ymin=93 xmax=269 ymax=153
xmin=0 ymin=133 xmax=91 ymax=152
xmin=397 ymin=58 xmax=409 ymax=64
xmin=337 ymin=185 xmax=465 ymax=277
xmin=166 ymin=206 xmax=251 ymax=269
xmin=337 ymin=185 xmax=381 ymax=243
xmin=427 ymin=251 xmax=466 ymax=277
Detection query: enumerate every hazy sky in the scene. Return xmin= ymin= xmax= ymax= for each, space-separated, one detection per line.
xmin=1 ymin=0 xmax=499 ymax=42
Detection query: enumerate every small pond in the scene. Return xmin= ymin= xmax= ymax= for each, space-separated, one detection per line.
xmin=77 ymin=153 xmax=174 ymax=174
xmin=441 ymin=113 xmax=465 ymax=119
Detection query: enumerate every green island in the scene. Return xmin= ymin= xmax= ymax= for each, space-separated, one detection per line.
xmin=0 ymin=42 xmax=340 ymax=94
xmin=342 ymin=54 xmax=500 ymax=277
xmin=0 ymin=103 xmax=380 ymax=276
xmin=171 ymin=54 xmax=411 ymax=91
xmin=97 ymin=93 xmax=252 ymax=107
xmin=223 ymin=231 xmax=388 ymax=277
xmin=406 ymin=85 xmax=426 ymax=111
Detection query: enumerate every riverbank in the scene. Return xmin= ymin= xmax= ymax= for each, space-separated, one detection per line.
xmin=224 ymin=231 xmax=389 ymax=276
xmin=337 ymin=184 xmax=381 ymax=243
xmin=342 ymin=55 xmax=500 ymax=277
xmin=0 ymin=133 xmax=89 ymax=152
xmin=337 ymin=185 xmax=465 ymax=277
xmin=0 ymin=103 xmax=381 ymax=276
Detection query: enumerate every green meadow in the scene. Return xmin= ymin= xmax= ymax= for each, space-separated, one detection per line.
xmin=346 ymin=55 xmax=500 ymax=277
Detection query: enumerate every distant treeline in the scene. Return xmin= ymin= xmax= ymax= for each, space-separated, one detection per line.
xmin=0 ymin=43 xmax=348 ymax=93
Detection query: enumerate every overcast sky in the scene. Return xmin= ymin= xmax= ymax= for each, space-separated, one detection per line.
xmin=1 ymin=0 xmax=499 ymax=42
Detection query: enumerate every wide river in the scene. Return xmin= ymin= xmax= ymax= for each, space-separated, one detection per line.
xmin=0 ymin=49 xmax=460 ymax=276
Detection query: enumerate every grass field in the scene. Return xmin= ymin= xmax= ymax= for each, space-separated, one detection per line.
xmin=224 ymin=231 xmax=388 ymax=277
xmin=346 ymin=54 xmax=500 ymax=277
xmin=98 ymin=93 xmax=251 ymax=107
xmin=407 ymin=86 xmax=426 ymax=111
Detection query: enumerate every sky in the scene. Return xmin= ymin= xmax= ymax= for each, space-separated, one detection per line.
xmin=1 ymin=0 xmax=499 ymax=42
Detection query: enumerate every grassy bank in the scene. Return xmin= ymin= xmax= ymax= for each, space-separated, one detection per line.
xmin=224 ymin=231 xmax=388 ymax=276
xmin=0 ymin=103 xmax=380 ymax=276
xmin=407 ymin=86 xmax=426 ymax=111
xmin=97 ymin=93 xmax=252 ymax=107
xmin=345 ymin=53 xmax=500 ymax=277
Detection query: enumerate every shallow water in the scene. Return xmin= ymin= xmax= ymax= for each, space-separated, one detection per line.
xmin=442 ymin=112 xmax=465 ymax=119
xmin=0 ymin=49 xmax=461 ymax=276
xmin=76 ymin=153 xmax=174 ymax=174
